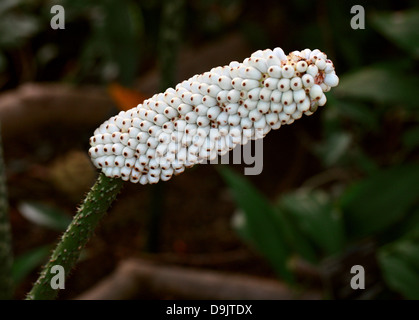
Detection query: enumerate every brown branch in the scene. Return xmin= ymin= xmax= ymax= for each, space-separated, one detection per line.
xmin=0 ymin=83 xmax=115 ymax=139
xmin=75 ymin=259 xmax=322 ymax=300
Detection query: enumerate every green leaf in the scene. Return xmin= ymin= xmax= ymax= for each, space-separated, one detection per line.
xmin=395 ymin=242 xmax=419 ymax=271
xmin=273 ymin=205 xmax=319 ymax=264
xmin=314 ymin=131 xmax=352 ymax=167
xmin=379 ymin=238 xmax=419 ymax=299
xmin=17 ymin=202 xmax=72 ymax=231
xmin=351 ymin=148 xmax=380 ymax=175
xmin=103 ymin=0 xmax=144 ymax=85
xmin=280 ymin=191 xmax=345 ymax=256
xmin=334 ymin=65 xmax=419 ymax=108
xmin=12 ymin=245 xmax=51 ymax=285
xmin=379 ymin=251 xmax=419 ymax=299
xmin=76 ymin=0 xmax=144 ymax=85
xmin=341 ymin=165 xmax=419 ymax=237
xmin=218 ymin=166 xmax=295 ymax=283
xmin=331 ymin=98 xmax=380 ymax=132
xmin=372 ymin=9 xmax=419 ymax=59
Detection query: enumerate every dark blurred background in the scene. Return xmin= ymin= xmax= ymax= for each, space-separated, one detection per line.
xmin=0 ymin=0 xmax=418 ymax=300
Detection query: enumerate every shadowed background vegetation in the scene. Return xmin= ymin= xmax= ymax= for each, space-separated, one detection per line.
xmin=0 ymin=0 xmax=418 ymax=299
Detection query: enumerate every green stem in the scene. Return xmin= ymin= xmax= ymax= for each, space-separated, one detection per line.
xmin=146 ymin=183 xmax=164 ymax=252
xmin=27 ymin=0 xmax=186 ymax=297
xmin=26 ymin=173 xmax=123 ymax=300
xmin=158 ymin=0 xmax=185 ymax=91
xmin=0 ymin=124 xmax=13 ymax=299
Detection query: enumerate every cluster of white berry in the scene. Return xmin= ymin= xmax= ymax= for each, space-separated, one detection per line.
xmin=89 ymin=47 xmax=339 ymax=184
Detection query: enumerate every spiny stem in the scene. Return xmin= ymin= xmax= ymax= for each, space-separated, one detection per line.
xmin=0 ymin=124 xmax=13 ymax=299
xmin=26 ymin=173 xmax=124 ymax=300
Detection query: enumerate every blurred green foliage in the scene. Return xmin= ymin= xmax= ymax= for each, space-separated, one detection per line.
xmin=0 ymin=0 xmax=418 ymax=300
xmin=219 ymin=166 xmax=297 ymax=283
xmin=0 ymin=0 xmax=246 ymax=88
xmin=220 ymin=3 xmax=419 ymax=299
xmin=12 ymin=245 xmax=52 ymax=286
xmin=221 ymin=162 xmax=419 ymax=299
xmin=371 ymin=8 xmax=419 ymax=58
xmin=11 ymin=202 xmax=71 ymax=292
xmin=17 ymin=201 xmax=72 ymax=232
xmin=66 ymin=0 xmax=144 ymax=85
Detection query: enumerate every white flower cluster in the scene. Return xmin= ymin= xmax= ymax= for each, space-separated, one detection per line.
xmin=89 ymin=47 xmax=339 ymax=184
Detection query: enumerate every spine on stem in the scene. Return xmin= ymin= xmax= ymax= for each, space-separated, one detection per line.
xmin=27 ymin=173 xmax=123 ymax=300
